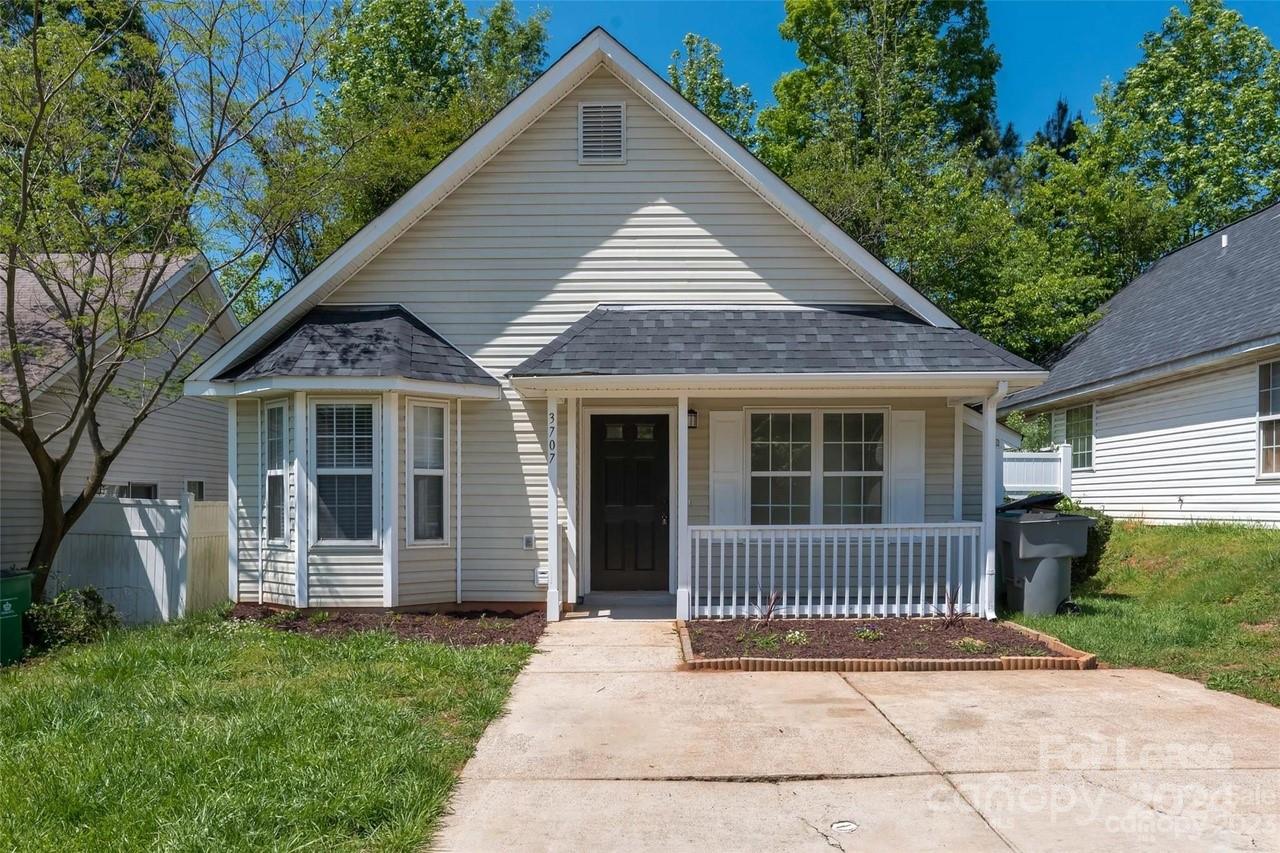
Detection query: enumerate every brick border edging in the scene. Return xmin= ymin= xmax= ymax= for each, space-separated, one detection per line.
xmin=674 ymin=619 xmax=1097 ymax=672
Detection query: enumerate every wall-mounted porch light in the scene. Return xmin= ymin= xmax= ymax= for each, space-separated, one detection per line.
xmin=687 ymin=408 xmax=699 ymax=429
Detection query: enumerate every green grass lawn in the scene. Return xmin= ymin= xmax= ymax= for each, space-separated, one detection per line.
xmin=0 ymin=612 xmax=533 ymax=852
xmin=1010 ymin=521 xmax=1280 ymax=706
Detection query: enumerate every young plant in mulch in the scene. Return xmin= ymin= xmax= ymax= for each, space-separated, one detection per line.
xmin=951 ymin=637 xmax=991 ymax=654
xmin=855 ymin=627 xmax=884 ymax=642
xmin=784 ymin=629 xmax=809 ymax=647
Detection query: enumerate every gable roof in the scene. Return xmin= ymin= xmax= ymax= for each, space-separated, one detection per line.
xmin=217 ymin=304 xmax=497 ymax=387
xmin=1007 ymin=202 xmax=1280 ymax=411
xmin=2 ymin=252 xmax=234 ymax=400
xmin=511 ymin=304 xmax=1040 ymax=378
xmin=188 ymin=27 xmax=959 ymax=387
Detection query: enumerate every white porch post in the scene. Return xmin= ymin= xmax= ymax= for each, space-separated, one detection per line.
xmin=676 ymin=393 xmax=691 ymax=620
xmin=565 ymin=396 xmax=579 ymax=606
xmin=226 ymin=400 xmax=239 ymax=602
xmin=293 ymin=391 xmax=309 ymax=608
xmin=455 ymin=400 xmax=463 ymax=604
xmin=382 ymin=392 xmax=399 ymax=607
xmin=546 ymin=397 xmax=561 ymax=621
xmin=981 ymin=382 xmax=1008 ymax=619
xmin=952 ymin=402 xmax=964 ymax=521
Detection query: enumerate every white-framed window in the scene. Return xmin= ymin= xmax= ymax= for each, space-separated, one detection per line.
xmin=117 ymin=483 xmax=157 ymax=499
xmin=264 ymin=401 xmax=287 ymax=543
xmin=407 ymin=400 xmax=449 ymax=545
xmin=748 ymin=410 xmax=887 ymax=525
xmin=184 ymin=480 xmax=205 ymax=501
xmin=1260 ymin=360 xmax=1280 ymax=478
xmin=578 ymin=102 xmax=626 ymax=164
xmin=1064 ymin=404 xmax=1093 ymax=470
xmin=311 ymin=399 xmax=378 ymax=545
xmin=821 ymin=412 xmax=885 ymax=524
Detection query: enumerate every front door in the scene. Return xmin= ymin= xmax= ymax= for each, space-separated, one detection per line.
xmin=590 ymin=414 xmax=670 ymax=591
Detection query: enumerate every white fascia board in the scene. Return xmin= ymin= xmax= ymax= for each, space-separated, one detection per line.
xmin=185 ymin=376 xmax=502 ymax=400
xmin=510 ymin=370 xmax=1046 ymax=396
xmin=1003 ymin=335 xmax=1280 ymax=414
xmin=192 ymin=28 xmax=964 ymax=384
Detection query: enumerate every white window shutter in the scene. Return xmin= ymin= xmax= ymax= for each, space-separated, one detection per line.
xmin=889 ymin=411 xmax=926 ymax=522
xmin=709 ymin=411 xmax=745 ymax=524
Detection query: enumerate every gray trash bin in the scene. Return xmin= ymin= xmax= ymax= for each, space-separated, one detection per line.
xmin=997 ymin=507 xmax=1094 ymax=616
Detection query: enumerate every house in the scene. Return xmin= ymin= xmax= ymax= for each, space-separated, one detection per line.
xmin=1003 ymin=202 xmax=1280 ymax=525
xmin=1 ymin=253 xmax=239 ymax=571
xmin=185 ymin=29 xmax=1046 ymax=621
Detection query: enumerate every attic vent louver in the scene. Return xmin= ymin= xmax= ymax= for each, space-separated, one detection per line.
xmin=578 ymin=102 xmax=625 ymax=164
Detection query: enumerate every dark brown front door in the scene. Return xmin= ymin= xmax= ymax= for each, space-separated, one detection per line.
xmin=591 ymin=414 xmax=669 ymax=591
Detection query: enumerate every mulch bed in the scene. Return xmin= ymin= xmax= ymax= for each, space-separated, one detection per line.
xmin=227 ymin=603 xmax=545 ymax=647
xmin=686 ymin=617 xmax=1064 ymax=660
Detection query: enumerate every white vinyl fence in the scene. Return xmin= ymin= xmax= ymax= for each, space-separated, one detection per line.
xmin=1002 ymin=445 xmax=1072 ymax=500
xmin=48 ymin=496 xmax=228 ymax=623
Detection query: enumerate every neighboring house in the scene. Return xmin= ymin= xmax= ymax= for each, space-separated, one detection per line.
xmin=1003 ymin=202 xmax=1280 ymax=525
xmin=1 ymin=253 xmax=239 ymax=570
xmin=186 ymin=29 xmax=1046 ymax=621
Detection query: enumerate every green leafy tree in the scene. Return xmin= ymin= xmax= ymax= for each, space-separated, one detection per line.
xmin=2 ymin=0 xmax=332 ymax=596
xmin=276 ymin=0 xmax=548 ymax=274
xmin=1089 ymin=0 xmax=1280 ymax=232
xmin=668 ymin=33 xmax=756 ymax=146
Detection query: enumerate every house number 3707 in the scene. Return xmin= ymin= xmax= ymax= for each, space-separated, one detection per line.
xmin=547 ymin=409 xmax=556 ymax=466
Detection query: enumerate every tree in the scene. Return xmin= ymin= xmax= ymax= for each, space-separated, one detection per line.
xmin=1032 ymin=98 xmax=1081 ymax=160
xmin=276 ymin=0 xmax=548 ymax=274
xmin=668 ymin=33 xmax=756 ymax=146
xmin=758 ymin=0 xmax=1000 ymax=174
xmin=1089 ymin=0 xmax=1280 ymax=232
xmin=1 ymin=0 xmax=333 ymax=597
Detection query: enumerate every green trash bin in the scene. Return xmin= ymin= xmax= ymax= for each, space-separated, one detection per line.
xmin=1 ymin=569 xmax=34 ymax=665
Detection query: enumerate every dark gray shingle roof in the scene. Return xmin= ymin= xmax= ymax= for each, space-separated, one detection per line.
xmin=509 ymin=305 xmax=1041 ymax=377
xmin=217 ymin=304 xmax=497 ymax=386
xmin=1009 ymin=202 xmax=1280 ymax=410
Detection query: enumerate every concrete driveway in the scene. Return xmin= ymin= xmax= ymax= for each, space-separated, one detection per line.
xmin=435 ymin=613 xmax=1280 ymax=852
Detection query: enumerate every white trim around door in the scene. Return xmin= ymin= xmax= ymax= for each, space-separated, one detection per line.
xmin=580 ymin=405 xmax=679 ymax=596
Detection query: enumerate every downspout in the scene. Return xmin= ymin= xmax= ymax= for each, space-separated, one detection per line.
xmin=255 ymin=398 xmax=264 ymax=605
xmin=982 ymin=381 xmax=1008 ymax=619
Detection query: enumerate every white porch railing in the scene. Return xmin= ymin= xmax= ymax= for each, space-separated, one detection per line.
xmin=688 ymin=522 xmax=983 ymax=619
xmin=1003 ymin=445 xmax=1072 ymax=499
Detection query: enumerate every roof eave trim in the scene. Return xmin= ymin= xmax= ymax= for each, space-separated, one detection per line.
xmin=1003 ymin=334 xmax=1280 ymax=413
xmin=185 ymin=376 xmax=503 ymax=399
xmin=191 ymin=27 xmax=960 ymax=383
xmin=510 ymin=370 xmax=1047 ymax=395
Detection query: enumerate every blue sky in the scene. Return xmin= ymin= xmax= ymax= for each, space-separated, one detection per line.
xmin=501 ymin=1 xmax=1280 ymax=143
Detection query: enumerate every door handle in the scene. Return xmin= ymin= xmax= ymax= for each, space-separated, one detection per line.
xmin=660 ymin=512 xmax=669 ymax=526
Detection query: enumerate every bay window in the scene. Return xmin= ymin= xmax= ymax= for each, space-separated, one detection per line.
xmin=1261 ymin=360 xmax=1279 ymax=477
xmin=313 ymin=401 xmax=376 ymax=544
xmin=408 ymin=401 xmax=449 ymax=544
xmin=749 ymin=410 xmax=885 ymax=525
xmin=264 ymin=402 xmax=286 ymax=542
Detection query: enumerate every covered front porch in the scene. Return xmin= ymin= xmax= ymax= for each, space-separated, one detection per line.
xmin=510 ymin=305 xmax=1046 ymax=623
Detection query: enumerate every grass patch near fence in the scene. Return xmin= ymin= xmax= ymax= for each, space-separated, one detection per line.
xmin=1010 ymin=521 xmax=1280 ymax=707
xmin=0 ymin=610 xmax=533 ymax=852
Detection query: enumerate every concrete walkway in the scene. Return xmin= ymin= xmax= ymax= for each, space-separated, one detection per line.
xmin=435 ymin=611 xmax=1280 ymax=852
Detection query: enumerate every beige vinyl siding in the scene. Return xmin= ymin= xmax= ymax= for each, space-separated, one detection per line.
xmin=396 ymin=396 xmax=457 ymax=605
xmin=323 ymin=68 xmax=894 ymax=602
xmin=961 ymin=423 xmax=985 ymax=522
xmin=308 ymin=549 xmax=382 ymax=607
xmin=1048 ymin=362 xmax=1280 ymax=524
xmin=234 ymin=399 xmax=261 ymax=600
xmin=1 ymin=308 xmax=230 ymax=570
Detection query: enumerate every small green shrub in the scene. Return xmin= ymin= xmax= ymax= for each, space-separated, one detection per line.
xmin=306 ymin=610 xmax=331 ymax=625
xmin=1057 ymin=497 xmax=1115 ymax=584
xmin=951 ymin=636 xmax=991 ymax=654
xmin=24 ymin=587 xmax=120 ymax=651
xmin=855 ymin=628 xmax=884 ymax=642
xmin=783 ymin=629 xmax=808 ymax=646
